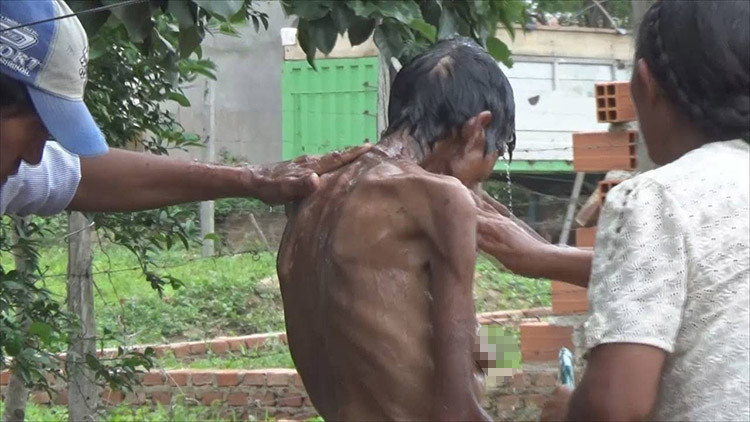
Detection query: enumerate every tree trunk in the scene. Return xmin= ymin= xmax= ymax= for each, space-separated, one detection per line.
xmin=67 ymin=212 xmax=99 ymax=422
xmin=3 ymin=217 xmax=31 ymax=422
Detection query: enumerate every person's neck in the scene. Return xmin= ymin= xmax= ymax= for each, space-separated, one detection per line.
xmin=372 ymin=131 xmax=426 ymax=163
xmin=660 ymin=114 xmax=709 ymax=163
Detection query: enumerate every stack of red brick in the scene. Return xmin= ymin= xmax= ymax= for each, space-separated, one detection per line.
xmin=520 ymin=81 xmax=637 ymax=366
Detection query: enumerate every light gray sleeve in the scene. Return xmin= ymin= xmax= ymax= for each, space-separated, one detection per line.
xmin=583 ymin=177 xmax=688 ymax=355
xmin=0 ymin=142 xmax=82 ymax=216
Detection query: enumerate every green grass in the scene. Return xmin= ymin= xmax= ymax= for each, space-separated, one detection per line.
xmin=1 ymin=243 xmax=547 ymax=350
xmin=474 ymin=255 xmax=551 ymax=313
xmin=157 ymin=339 xmax=294 ymax=370
xmin=0 ymin=400 xmax=292 ymax=422
xmin=2 ymin=244 xmax=283 ymax=347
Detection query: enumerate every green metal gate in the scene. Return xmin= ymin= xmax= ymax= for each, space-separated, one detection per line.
xmin=282 ymin=57 xmax=379 ymax=160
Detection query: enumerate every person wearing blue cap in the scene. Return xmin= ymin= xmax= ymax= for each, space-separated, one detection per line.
xmin=0 ymin=0 xmax=369 ymax=216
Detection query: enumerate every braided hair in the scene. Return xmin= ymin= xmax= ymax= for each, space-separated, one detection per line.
xmin=636 ymin=0 xmax=749 ymax=143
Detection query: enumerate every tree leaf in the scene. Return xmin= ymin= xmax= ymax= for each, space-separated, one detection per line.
xmin=192 ymin=0 xmax=243 ymax=20
xmin=102 ymin=0 xmax=153 ymax=43
xmin=29 ymin=322 xmax=52 ymax=344
xmin=203 ymin=233 xmax=220 ymax=241
xmin=168 ymin=92 xmax=191 ymax=107
xmin=348 ymin=0 xmax=381 ymax=18
xmin=167 ymin=0 xmax=196 ymax=29
xmin=486 ymin=36 xmax=513 ymax=67
xmin=297 ymin=19 xmax=317 ymax=69
xmin=251 ymin=15 xmax=260 ymax=32
xmin=4 ymin=334 xmax=23 ymax=357
xmin=410 ymin=18 xmax=436 ymax=42
xmin=347 ymin=15 xmax=376 ymax=46
xmin=374 ymin=22 xmax=408 ymax=61
xmin=310 ymin=16 xmax=338 ymax=55
xmin=286 ymin=1 xmax=332 ymax=20
xmin=177 ymin=26 xmax=202 ymax=58
xmin=332 ymin=3 xmax=355 ymax=35
xmin=379 ymin=0 xmax=422 ymax=24
xmin=437 ymin=7 xmax=459 ymax=40
xmin=68 ymin=0 xmax=110 ymax=36
xmin=420 ymin=0 xmax=442 ymax=26
xmin=85 ymin=353 xmax=101 ymax=370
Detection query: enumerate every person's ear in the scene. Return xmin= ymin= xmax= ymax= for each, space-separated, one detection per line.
xmin=461 ymin=111 xmax=493 ymax=152
xmin=635 ymin=58 xmax=661 ymax=106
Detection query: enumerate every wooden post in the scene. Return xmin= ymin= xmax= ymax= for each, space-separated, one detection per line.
xmin=3 ymin=217 xmax=30 ymax=422
xmin=67 ymin=211 xmax=98 ymax=422
xmin=376 ymin=53 xmax=391 ymax=138
xmin=559 ymin=172 xmax=585 ymax=246
xmin=200 ymin=79 xmax=216 ymax=257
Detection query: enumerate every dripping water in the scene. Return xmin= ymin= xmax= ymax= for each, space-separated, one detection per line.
xmin=502 ymin=154 xmax=513 ymax=215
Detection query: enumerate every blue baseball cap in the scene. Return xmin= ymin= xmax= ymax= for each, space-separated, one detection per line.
xmin=0 ymin=0 xmax=107 ymax=157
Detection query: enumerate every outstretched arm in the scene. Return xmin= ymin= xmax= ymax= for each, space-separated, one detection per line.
xmin=476 ymin=207 xmax=592 ymax=288
xmin=474 ymin=189 xmax=549 ymax=243
xmin=426 ymin=182 xmax=491 ymax=422
xmin=69 ymin=145 xmax=370 ymax=212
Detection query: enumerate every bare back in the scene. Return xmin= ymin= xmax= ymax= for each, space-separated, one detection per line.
xmin=278 ymin=152 xmax=484 ymax=421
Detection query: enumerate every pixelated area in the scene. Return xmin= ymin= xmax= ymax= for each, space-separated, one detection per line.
xmin=476 ymin=325 xmax=522 ymax=380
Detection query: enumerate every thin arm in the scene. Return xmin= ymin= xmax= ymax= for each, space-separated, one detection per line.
xmin=428 ymin=184 xmax=491 ymax=421
xmin=70 ymin=148 xmax=252 ymax=212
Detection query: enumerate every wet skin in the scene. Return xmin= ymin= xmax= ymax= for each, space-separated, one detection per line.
xmin=278 ymin=113 xmax=497 ymax=421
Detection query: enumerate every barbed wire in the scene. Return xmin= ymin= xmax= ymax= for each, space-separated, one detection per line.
xmin=281 ymin=140 xmax=636 ymax=154
xmin=0 ymin=0 xmax=146 ymax=33
xmin=34 ymin=247 xmax=268 ymax=281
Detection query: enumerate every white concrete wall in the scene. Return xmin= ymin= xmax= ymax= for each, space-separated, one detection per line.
xmin=505 ymin=57 xmax=633 ymax=161
xmin=171 ymin=16 xmax=636 ymax=165
xmin=174 ymin=1 xmax=293 ymax=164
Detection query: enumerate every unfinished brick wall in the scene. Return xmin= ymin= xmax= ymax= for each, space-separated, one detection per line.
xmin=1 ymin=309 xmax=562 ymax=421
xmin=2 ymin=368 xmax=316 ymax=421
xmin=2 ymin=366 xmax=561 ymax=422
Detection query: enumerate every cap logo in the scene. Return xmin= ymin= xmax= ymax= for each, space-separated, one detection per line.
xmin=0 ymin=16 xmax=41 ymax=77
xmin=79 ymin=45 xmax=88 ymax=79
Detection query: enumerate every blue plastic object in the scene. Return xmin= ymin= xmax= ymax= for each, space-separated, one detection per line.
xmin=559 ymin=347 xmax=575 ymax=388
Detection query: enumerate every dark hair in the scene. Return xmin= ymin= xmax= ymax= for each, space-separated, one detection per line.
xmin=385 ymin=38 xmax=516 ymax=156
xmin=0 ymin=73 xmax=34 ymax=114
xmin=636 ymin=0 xmax=750 ymax=142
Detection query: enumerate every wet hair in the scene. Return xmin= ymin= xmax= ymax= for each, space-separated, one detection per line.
xmin=636 ymin=0 xmax=750 ymax=143
xmin=385 ymin=38 xmax=516 ymax=156
xmin=0 ymin=73 xmax=34 ymax=115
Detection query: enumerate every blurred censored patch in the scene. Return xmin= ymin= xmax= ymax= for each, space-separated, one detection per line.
xmin=476 ymin=325 xmax=521 ymax=378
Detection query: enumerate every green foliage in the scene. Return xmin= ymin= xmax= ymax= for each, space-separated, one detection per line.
xmin=285 ymin=0 xmax=528 ymax=68
xmin=0 ymin=217 xmax=69 ymax=386
xmin=69 ymin=0 xmax=269 ymax=61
